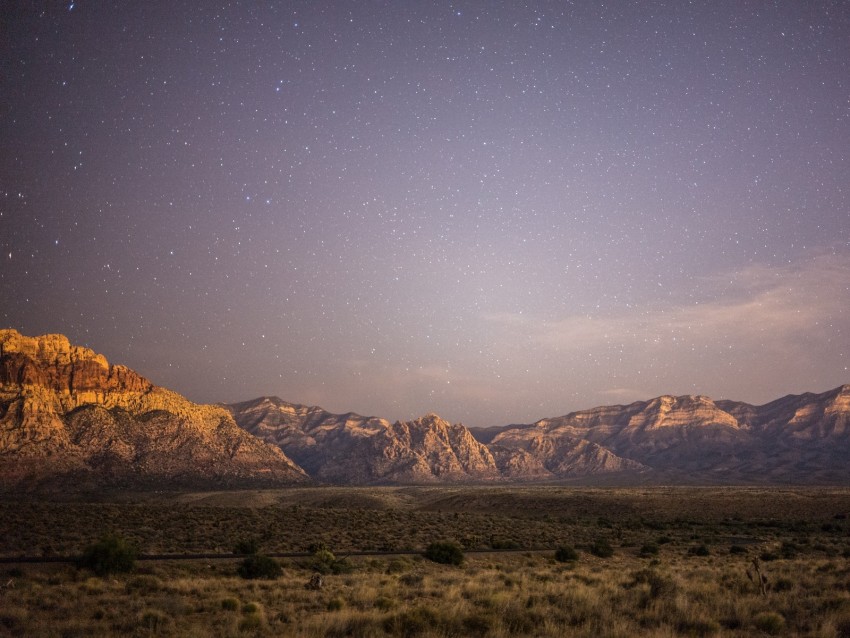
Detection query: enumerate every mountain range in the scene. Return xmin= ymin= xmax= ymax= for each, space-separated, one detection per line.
xmin=2 ymin=329 xmax=848 ymax=488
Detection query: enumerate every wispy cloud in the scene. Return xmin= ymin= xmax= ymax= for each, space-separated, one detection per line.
xmin=489 ymin=251 xmax=850 ymax=356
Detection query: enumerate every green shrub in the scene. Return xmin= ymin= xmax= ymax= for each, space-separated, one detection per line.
xmin=310 ymin=547 xmax=354 ymax=574
xmin=78 ymin=534 xmax=137 ymax=576
xmin=589 ymin=538 xmax=614 ymax=558
xmin=424 ymin=541 xmax=464 ymax=566
xmin=554 ymin=545 xmax=578 ymax=562
xmin=237 ymin=554 xmax=282 ymax=579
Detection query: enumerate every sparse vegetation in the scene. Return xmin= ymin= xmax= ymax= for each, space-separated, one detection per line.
xmin=589 ymin=537 xmax=614 ymax=558
xmin=423 ymin=541 xmax=464 ymax=565
xmin=237 ymin=553 xmax=282 ymax=579
xmin=77 ymin=533 xmax=137 ymax=576
xmin=3 ymin=486 xmax=850 ymax=636
xmin=554 ymin=544 xmax=578 ymax=562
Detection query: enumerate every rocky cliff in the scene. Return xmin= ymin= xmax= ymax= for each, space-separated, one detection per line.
xmin=489 ymin=386 xmax=850 ymax=483
xmin=0 ymin=329 xmax=307 ymax=489
xmin=226 ymin=397 xmax=500 ymax=484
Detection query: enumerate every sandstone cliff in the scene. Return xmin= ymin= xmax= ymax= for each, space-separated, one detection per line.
xmin=226 ymin=397 xmax=500 ymax=484
xmin=0 ymin=329 xmax=307 ymax=489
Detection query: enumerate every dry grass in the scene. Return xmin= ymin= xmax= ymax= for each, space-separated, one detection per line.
xmin=2 ymin=486 xmax=850 ymax=636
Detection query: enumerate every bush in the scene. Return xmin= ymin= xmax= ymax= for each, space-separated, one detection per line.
xmin=639 ymin=543 xmax=659 ymax=557
xmin=237 ymin=554 xmax=282 ymax=579
xmin=753 ymin=611 xmax=785 ymax=635
xmin=688 ymin=544 xmax=710 ymax=557
xmin=78 ymin=534 xmax=137 ymax=576
xmin=589 ymin=538 xmax=614 ymax=558
xmin=424 ymin=541 xmax=464 ymax=566
xmin=554 ymin=545 xmax=578 ymax=562
xmin=221 ymin=598 xmax=239 ymax=611
xmin=233 ymin=538 xmax=260 ymax=555
xmin=310 ymin=547 xmax=353 ymax=574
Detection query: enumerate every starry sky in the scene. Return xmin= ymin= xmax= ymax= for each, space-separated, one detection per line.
xmin=2 ymin=2 xmax=848 ymax=427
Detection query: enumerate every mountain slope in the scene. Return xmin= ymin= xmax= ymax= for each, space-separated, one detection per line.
xmin=489 ymin=386 xmax=850 ymax=483
xmin=226 ymin=397 xmax=500 ymax=484
xmin=0 ymin=329 xmax=307 ymax=489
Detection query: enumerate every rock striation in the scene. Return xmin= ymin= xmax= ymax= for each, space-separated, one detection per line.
xmin=226 ymin=397 xmax=500 ymax=484
xmin=0 ymin=329 xmax=307 ymax=489
xmin=3 ymin=329 xmax=849 ymax=486
xmin=488 ymin=386 xmax=850 ymax=483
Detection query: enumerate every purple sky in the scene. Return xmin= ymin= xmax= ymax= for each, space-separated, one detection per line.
xmin=2 ymin=2 xmax=848 ymax=426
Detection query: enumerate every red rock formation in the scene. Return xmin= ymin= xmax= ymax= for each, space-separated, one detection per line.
xmin=0 ymin=329 xmax=307 ymax=489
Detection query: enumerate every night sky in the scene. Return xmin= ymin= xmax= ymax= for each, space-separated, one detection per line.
xmin=2 ymin=2 xmax=848 ymax=427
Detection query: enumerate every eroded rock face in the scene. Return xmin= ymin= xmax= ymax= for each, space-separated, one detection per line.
xmin=226 ymin=399 xmax=500 ymax=484
xmin=0 ymin=329 xmax=307 ymax=489
xmin=490 ymin=385 xmax=850 ymax=483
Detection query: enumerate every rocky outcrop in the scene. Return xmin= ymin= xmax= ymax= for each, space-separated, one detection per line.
xmin=488 ymin=386 xmax=850 ymax=483
xmin=0 ymin=329 xmax=307 ymax=489
xmin=226 ymin=398 xmax=500 ymax=484
xmin=3 ymin=329 xmax=849 ymax=486
xmin=489 ymin=430 xmax=646 ymax=480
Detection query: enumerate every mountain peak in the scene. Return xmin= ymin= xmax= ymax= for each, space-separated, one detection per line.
xmin=0 ymin=330 xmax=307 ymax=489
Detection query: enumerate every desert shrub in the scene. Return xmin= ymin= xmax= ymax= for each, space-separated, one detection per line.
xmin=629 ymin=567 xmax=678 ymax=606
xmin=138 ymin=609 xmax=171 ymax=633
xmin=639 ymin=542 xmax=659 ymax=557
xmin=688 ymin=544 xmax=711 ymax=557
xmin=386 ymin=558 xmax=411 ymax=574
xmin=773 ymin=577 xmax=794 ymax=592
xmin=490 ymin=537 xmax=520 ymax=550
xmin=233 ymin=538 xmax=260 ymax=555
xmin=400 ymin=572 xmax=424 ymax=587
xmin=424 ymin=541 xmax=464 ymax=566
xmin=589 ymin=538 xmax=614 ymax=558
xmin=760 ymin=550 xmax=779 ymax=562
xmin=221 ymin=598 xmax=239 ymax=611
xmin=310 ymin=547 xmax=353 ymax=574
xmin=384 ymin=607 xmax=441 ymax=636
xmin=753 ymin=611 xmax=785 ymax=635
xmin=327 ymin=597 xmax=345 ymax=611
xmin=730 ymin=544 xmax=747 ymax=555
xmin=780 ymin=541 xmax=799 ymax=558
xmin=125 ymin=574 xmax=162 ymax=594
xmin=554 ymin=545 xmax=578 ymax=562
xmin=237 ymin=554 xmax=282 ymax=579
xmin=239 ymin=613 xmax=265 ymax=631
xmin=375 ymin=595 xmax=395 ymax=611
xmin=78 ymin=534 xmax=137 ymax=576
xmin=676 ymin=617 xmax=721 ymax=636
xmin=462 ymin=613 xmax=493 ymax=636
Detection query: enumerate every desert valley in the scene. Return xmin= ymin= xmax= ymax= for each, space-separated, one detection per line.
xmin=2 ymin=330 xmax=850 ymax=636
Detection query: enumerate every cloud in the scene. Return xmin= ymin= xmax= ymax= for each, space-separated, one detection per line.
xmin=489 ymin=251 xmax=850 ymax=357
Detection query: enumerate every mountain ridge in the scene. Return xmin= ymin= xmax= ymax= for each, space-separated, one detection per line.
xmin=2 ymin=329 xmax=849 ymax=488
xmin=0 ymin=329 xmax=307 ymax=489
